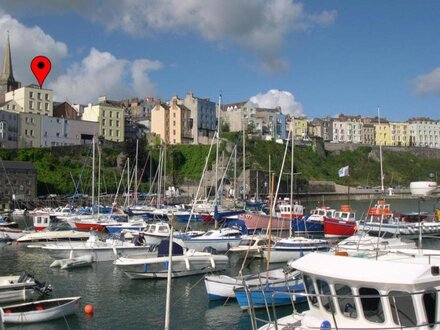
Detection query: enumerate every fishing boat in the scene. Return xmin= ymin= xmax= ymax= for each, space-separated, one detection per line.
xmin=0 ymin=272 xmax=52 ymax=304
xmin=323 ymin=205 xmax=358 ymax=238
xmin=1 ymin=296 xmax=81 ymax=324
xmin=291 ymin=206 xmax=336 ymax=234
xmin=114 ymin=240 xmax=229 ymax=279
xmin=258 ymin=252 xmax=440 ymax=329
xmin=41 ymin=231 xmax=155 ymax=262
xmin=204 ymin=268 xmax=295 ymax=301
xmin=174 ymin=227 xmax=242 ymax=253
xmin=262 ymin=236 xmax=330 ymax=263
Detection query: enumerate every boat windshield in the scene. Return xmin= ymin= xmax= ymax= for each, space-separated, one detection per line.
xmin=239 ymin=239 xmax=256 ymax=246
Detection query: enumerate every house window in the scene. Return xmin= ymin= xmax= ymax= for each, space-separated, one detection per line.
xmin=109 ymin=120 xmax=113 ymax=126
xmin=38 ymin=102 xmax=42 ymax=110
xmin=45 ymin=103 xmax=49 ymax=111
xmin=37 ymin=92 xmax=42 ymax=99
xmin=109 ymin=129 xmax=112 ymax=136
xmin=116 ymin=130 xmax=119 ymax=137
xmin=102 ymin=119 xmax=106 ymax=125
xmin=102 ymin=129 xmax=105 ymax=135
xmin=102 ymin=110 xmax=106 ymax=117
xmin=116 ymin=121 xmax=119 ymax=127
xmin=29 ymin=91 xmax=34 ymax=98
xmin=45 ymin=93 xmax=49 ymax=101
xmin=29 ymin=101 xmax=33 ymax=109
xmin=109 ymin=111 xmax=112 ymax=118
xmin=116 ymin=112 xmax=119 ymax=118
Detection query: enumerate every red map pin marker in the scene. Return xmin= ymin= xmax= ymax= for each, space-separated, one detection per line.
xmin=30 ymin=56 xmax=52 ymax=88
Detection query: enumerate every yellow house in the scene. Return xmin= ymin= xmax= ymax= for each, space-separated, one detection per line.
xmin=82 ymin=101 xmax=125 ymax=142
xmin=389 ymin=122 xmax=410 ymax=146
xmin=373 ymin=122 xmax=392 ymax=146
xmin=293 ymin=117 xmax=308 ymax=140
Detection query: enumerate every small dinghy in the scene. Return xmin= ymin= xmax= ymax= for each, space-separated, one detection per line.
xmin=50 ymin=255 xmax=93 ymax=270
xmin=0 ymin=296 xmax=81 ymax=324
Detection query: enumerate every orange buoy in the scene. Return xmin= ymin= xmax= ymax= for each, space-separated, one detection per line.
xmin=84 ymin=304 xmax=94 ymax=315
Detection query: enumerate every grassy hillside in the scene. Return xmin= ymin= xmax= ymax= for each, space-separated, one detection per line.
xmin=1 ymin=139 xmax=439 ymax=196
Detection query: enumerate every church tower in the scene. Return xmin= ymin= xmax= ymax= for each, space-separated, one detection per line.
xmin=0 ymin=33 xmax=20 ymax=97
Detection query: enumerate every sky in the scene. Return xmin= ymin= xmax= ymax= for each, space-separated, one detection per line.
xmin=0 ymin=0 xmax=439 ymax=121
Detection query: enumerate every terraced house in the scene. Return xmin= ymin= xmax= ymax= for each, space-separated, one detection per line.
xmin=82 ymin=96 xmax=125 ymax=142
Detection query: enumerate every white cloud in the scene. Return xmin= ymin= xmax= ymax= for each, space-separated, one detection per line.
xmin=413 ymin=67 xmax=440 ymax=96
xmin=249 ymin=89 xmax=304 ymax=116
xmin=0 ymin=1 xmax=337 ymax=73
xmin=48 ymin=48 xmax=162 ymax=104
xmin=0 ymin=9 xmax=68 ymax=85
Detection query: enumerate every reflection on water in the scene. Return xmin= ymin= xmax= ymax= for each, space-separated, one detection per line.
xmin=0 ymin=199 xmax=440 ymax=329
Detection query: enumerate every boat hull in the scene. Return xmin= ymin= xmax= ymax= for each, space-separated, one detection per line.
xmin=42 ymin=245 xmax=154 ymax=262
xmin=323 ymin=218 xmax=357 ymax=238
xmin=291 ymin=218 xmax=323 ymax=234
xmin=234 ymin=283 xmax=306 ymax=310
xmin=115 ymin=254 xmax=229 ymax=279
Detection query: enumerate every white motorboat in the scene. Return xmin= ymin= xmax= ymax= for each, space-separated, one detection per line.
xmin=0 ymin=227 xmax=34 ymax=241
xmin=334 ymin=231 xmax=416 ymax=257
xmin=0 ymin=272 xmax=51 ymax=304
xmin=1 ymin=296 xmax=80 ymax=324
xmin=17 ymin=229 xmax=90 ymax=244
xmin=41 ymin=232 xmax=155 ymax=262
xmin=259 ymin=252 xmax=440 ymax=329
xmin=262 ymin=236 xmax=329 ymax=263
xmin=174 ymin=228 xmax=242 ymax=253
xmin=204 ymin=268 xmax=295 ymax=300
xmin=410 ymin=181 xmax=438 ymax=196
xmin=227 ymin=234 xmax=275 ymax=257
xmin=114 ymin=240 xmax=229 ymax=279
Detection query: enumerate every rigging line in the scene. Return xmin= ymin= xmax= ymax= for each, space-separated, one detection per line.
xmin=171 ymin=275 xmax=205 ymax=306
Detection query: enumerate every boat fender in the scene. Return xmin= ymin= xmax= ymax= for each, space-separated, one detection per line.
xmin=185 ymin=258 xmax=190 ymax=270
xmin=210 ymin=257 xmax=216 ymax=268
xmin=320 ymin=320 xmax=331 ymax=329
xmin=36 ymin=305 xmax=44 ymax=311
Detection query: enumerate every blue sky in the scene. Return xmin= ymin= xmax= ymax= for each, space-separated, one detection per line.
xmin=0 ymin=0 xmax=439 ymax=121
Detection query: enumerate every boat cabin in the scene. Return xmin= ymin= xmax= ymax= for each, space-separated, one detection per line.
xmin=278 ymin=203 xmax=304 ymax=219
xmin=144 ymin=223 xmax=170 ymax=235
xmin=291 ymin=253 xmax=440 ymax=329
xmin=309 ymin=207 xmax=336 ymax=221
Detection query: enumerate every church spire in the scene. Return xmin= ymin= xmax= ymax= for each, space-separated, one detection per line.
xmin=0 ymin=32 xmax=19 ymax=94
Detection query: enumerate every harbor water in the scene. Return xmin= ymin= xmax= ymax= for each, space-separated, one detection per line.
xmin=1 ymin=198 xmax=440 ymax=329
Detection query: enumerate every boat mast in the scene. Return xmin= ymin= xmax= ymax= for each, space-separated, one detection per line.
xmin=265 ymin=172 xmax=275 ymax=279
xmin=97 ymin=140 xmax=101 ymax=213
xmin=243 ymin=118 xmax=246 ymax=205
xmin=91 ymin=137 xmax=95 ymax=206
xmin=215 ymin=94 xmax=221 ymax=208
xmin=378 ymin=107 xmax=385 ymax=193
xmin=164 ymin=215 xmax=174 ymax=330
xmin=290 ymin=120 xmax=294 ymax=237
xmin=134 ymin=139 xmax=139 ymax=204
